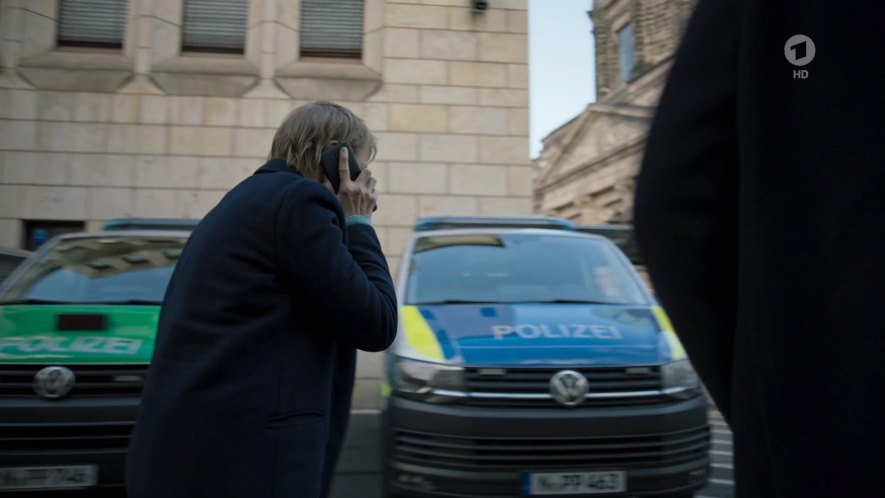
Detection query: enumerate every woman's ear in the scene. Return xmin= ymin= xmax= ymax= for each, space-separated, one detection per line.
xmin=356 ymin=150 xmax=372 ymax=170
xmin=286 ymin=143 xmax=300 ymax=170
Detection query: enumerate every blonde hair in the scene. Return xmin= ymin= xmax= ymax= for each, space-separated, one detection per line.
xmin=268 ymin=101 xmax=377 ymax=179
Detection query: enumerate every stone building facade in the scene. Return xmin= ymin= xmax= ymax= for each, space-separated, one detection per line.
xmin=0 ymin=0 xmax=530 ymax=408
xmin=534 ymin=0 xmax=694 ymax=224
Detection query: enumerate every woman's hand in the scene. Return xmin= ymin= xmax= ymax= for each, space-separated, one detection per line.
xmin=325 ymin=146 xmax=377 ymax=218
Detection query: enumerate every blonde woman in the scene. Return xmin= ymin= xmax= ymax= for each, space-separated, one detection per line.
xmin=127 ymin=101 xmax=397 ymax=498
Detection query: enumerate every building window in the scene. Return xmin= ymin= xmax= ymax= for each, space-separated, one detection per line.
xmin=23 ymin=221 xmax=85 ymax=251
xmin=617 ymin=22 xmax=635 ymax=83
xmin=57 ymin=0 xmax=129 ymax=49
xmin=300 ymin=0 xmax=364 ymax=59
xmin=182 ymin=0 xmax=249 ymax=54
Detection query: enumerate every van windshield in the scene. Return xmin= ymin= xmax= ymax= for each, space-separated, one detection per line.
xmin=405 ymin=233 xmax=648 ymax=306
xmin=0 ymin=236 xmax=187 ymax=305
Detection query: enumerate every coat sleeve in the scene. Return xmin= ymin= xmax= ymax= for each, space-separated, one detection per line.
xmin=633 ymin=0 xmax=741 ymax=419
xmin=275 ymin=181 xmax=398 ymax=352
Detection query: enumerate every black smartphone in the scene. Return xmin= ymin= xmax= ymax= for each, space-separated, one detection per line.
xmin=320 ymin=143 xmax=361 ymax=193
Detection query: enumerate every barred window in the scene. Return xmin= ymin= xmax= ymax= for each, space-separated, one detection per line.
xmin=182 ymin=0 xmax=249 ymax=54
xmin=300 ymin=0 xmax=364 ymax=59
xmin=57 ymin=0 xmax=129 ymax=49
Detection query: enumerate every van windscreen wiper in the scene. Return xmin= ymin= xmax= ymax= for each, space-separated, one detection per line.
xmin=409 ymin=299 xmax=503 ymax=305
xmin=0 ymin=298 xmax=80 ymax=305
xmin=409 ymin=299 xmax=624 ymax=305
xmin=95 ymin=299 xmax=164 ymax=305
xmin=510 ymin=299 xmax=622 ymax=305
xmin=0 ymin=298 xmax=163 ymax=305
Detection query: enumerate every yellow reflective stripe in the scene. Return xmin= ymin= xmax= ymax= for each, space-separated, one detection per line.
xmin=380 ymin=381 xmax=392 ymax=398
xmin=400 ymin=305 xmax=444 ymax=361
xmin=652 ymin=306 xmax=675 ymax=331
xmin=652 ymin=306 xmax=687 ymax=361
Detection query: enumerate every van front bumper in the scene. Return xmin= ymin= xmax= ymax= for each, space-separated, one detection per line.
xmin=383 ymin=394 xmax=710 ymax=497
xmin=0 ymin=397 xmax=137 ymax=492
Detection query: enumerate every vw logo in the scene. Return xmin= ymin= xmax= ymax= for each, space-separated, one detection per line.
xmin=549 ymin=370 xmax=589 ymax=407
xmin=34 ymin=366 xmax=76 ymax=399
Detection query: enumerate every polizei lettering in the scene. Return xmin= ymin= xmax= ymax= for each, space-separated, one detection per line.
xmin=0 ymin=336 xmax=143 ymax=355
xmin=491 ymin=324 xmax=622 ymax=340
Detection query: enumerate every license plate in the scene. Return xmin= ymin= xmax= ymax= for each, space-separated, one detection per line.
xmin=524 ymin=470 xmax=626 ymax=495
xmin=0 ymin=465 xmax=97 ymax=490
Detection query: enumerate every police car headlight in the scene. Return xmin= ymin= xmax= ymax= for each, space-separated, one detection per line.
xmin=393 ymin=357 xmax=465 ymax=401
xmin=661 ymin=360 xmax=700 ymax=397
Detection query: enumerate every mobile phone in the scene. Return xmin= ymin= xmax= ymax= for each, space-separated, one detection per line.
xmin=320 ymin=143 xmax=361 ymax=193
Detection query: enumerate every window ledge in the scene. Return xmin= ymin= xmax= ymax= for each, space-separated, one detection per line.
xmin=19 ymin=51 xmax=133 ymax=71
xmin=277 ymin=60 xmax=381 ymax=81
xmin=152 ymin=55 xmax=260 ymax=76
xmin=17 ymin=50 xmax=133 ymax=91
xmin=274 ymin=60 xmax=383 ymax=100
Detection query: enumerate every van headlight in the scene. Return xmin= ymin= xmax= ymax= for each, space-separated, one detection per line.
xmin=661 ymin=360 xmax=701 ymax=398
xmin=393 ymin=357 xmax=465 ymax=402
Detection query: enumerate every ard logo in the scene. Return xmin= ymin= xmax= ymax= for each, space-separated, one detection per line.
xmin=785 ymin=34 xmax=815 ymax=79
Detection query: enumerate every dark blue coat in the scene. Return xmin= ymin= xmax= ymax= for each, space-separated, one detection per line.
xmin=635 ymin=1 xmax=885 ymax=496
xmin=126 ymin=159 xmax=397 ymax=498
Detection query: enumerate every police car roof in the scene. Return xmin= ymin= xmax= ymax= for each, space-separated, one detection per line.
xmin=103 ymin=218 xmax=200 ymax=232
xmin=414 ymin=216 xmax=575 ymax=232
xmin=57 ymin=230 xmax=191 ymax=240
xmin=576 ymin=223 xmax=633 ymax=234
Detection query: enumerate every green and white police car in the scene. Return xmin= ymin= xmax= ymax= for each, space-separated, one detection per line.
xmin=0 ymin=219 xmax=194 ymax=492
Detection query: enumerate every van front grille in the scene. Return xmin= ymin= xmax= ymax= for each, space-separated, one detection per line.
xmin=461 ymin=366 xmax=666 ymax=407
xmin=394 ymin=425 xmax=710 ymax=470
xmin=0 ymin=364 xmax=147 ymax=398
xmin=0 ymin=422 xmax=134 ymax=454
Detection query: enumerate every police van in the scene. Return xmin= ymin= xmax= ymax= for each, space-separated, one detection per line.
xmin=381 ymin=217 xmax=710 ymax=497
xmin=0 ymin=219 xmax=195 ymax=492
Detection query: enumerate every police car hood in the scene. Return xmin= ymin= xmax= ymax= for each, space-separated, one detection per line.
xmin=0 ymin=304 xmax=157 ymax=363
xmin=400 ymin=303 xmax=674 ymax=367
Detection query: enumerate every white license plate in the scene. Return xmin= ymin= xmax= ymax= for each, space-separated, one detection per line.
xmin=524 ymin=470 xmax=626 ymax=495
xmin=0 ymin=465 xmax=97 ymax=490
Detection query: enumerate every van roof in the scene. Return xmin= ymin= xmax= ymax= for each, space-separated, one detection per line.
xmin=414 ymin=216 xmax=575 ymax=232
xmin=103 ymin=218 xmax=200 ymax=232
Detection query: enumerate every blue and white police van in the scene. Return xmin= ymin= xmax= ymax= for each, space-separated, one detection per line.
xmin=381 ymin=217 xmax=710 ymax=497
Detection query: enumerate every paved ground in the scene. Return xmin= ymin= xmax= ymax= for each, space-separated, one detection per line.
xmin=330 ymin=408 xmax=736 ymax=498
xmin=696 ymin=409 xmax=734 ymax=498
xmin=330 ymin=409 xmax=385 ymax=498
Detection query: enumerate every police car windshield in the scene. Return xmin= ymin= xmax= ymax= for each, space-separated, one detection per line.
xmin=406 ymin=233 xmax=648 ymax=306
xmin=0 ymin=236 xmax=186 ymax=305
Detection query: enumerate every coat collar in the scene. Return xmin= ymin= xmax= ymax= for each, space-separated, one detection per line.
xmin=253 ymin=159 xmax=302 ymax=176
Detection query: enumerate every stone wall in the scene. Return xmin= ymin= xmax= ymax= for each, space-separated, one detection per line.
xmin=535 ymin=0 xmax=696 ymax=225
xmin=0 ymin=0 xmax=531 ymax=408
xmin=590 ymin=0 xmax=616 ymax=97
xmin=591 ymin=0 xmax=694 ymax=102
